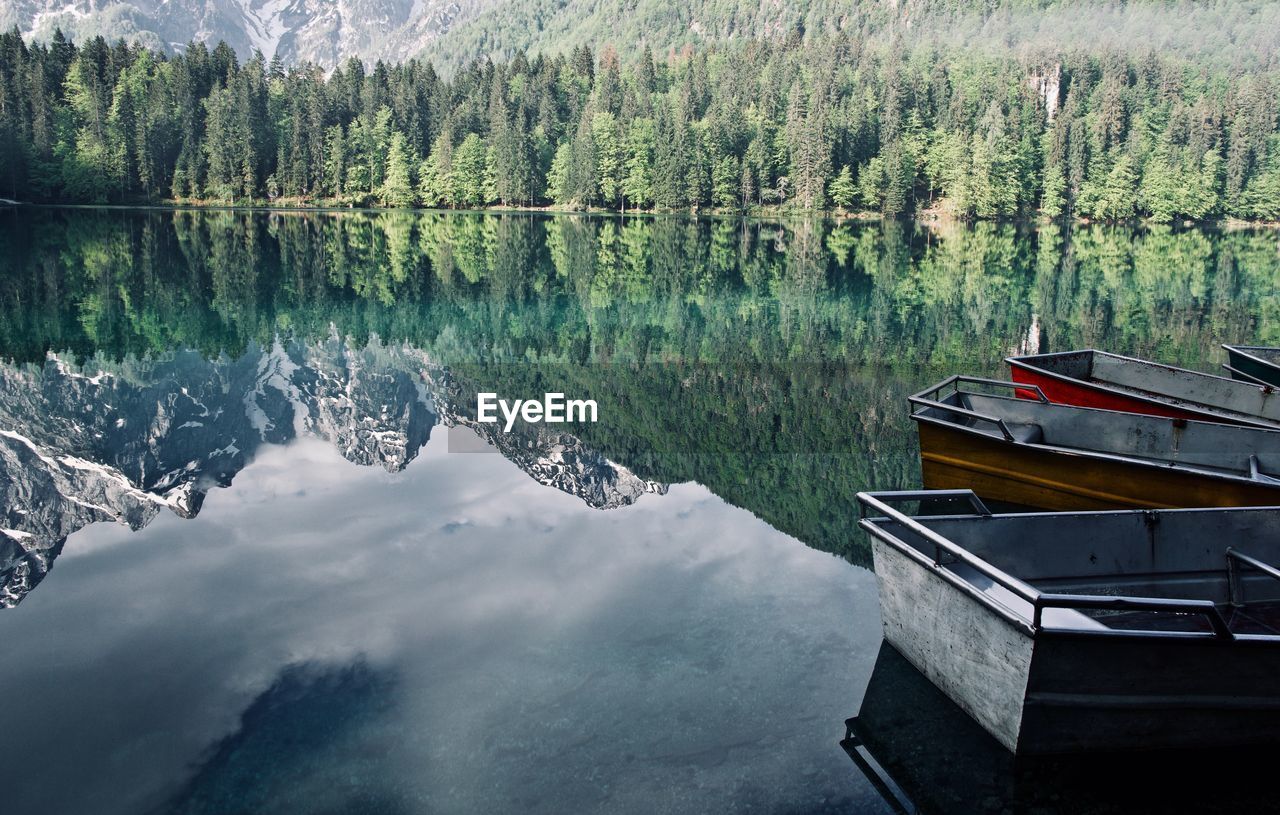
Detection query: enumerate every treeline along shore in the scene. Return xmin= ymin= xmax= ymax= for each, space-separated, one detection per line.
xmin=1 ymin=26 xmax=1279 ymax=222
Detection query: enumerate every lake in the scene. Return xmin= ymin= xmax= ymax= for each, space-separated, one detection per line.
xmin=1 ymin=207 xmax=1277 ymax=814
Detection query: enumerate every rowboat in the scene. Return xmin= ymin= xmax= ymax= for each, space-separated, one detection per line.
xmin=1006 ymin=349 xmax=1280 ymax=429
xmin=1224 ymin=344 xmax=1280 ymax=388
xmin=911 ymin=376 xmax=1280 ymax=511
xmin=858 ymin=490 xmax=1280 ymax=754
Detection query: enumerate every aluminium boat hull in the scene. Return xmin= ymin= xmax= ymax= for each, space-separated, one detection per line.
xmin=1007 ymin=349 xmax=1280 ymax=429
xmin=860 ymin=496 xmax=1280 ymax=755
xmin=1225 ymin=344 xmax=1280 ymax=388
xmin=871 ymin=535 xmax=1280 ymax=754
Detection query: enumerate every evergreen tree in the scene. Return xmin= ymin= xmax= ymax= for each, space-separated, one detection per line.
xmin=622 ymin=118 xmax=654 ymax=209
xmin=420 ymin=129 xmax=454 ymax=206
xmin=546 ymin=141 xmax=573 ymax=204
xmin=712 ymin=155 xmax=739 ymax=210
xmin=828 ymin=165 xmax=856 ymax=211
xmin=381 ymin=131 xmax=417 ymax=206
xmin=592 ymin=111 xmax=623 ymax=208
xmin=453 ymin=132 xmax=489 ymax=206
xmin=323 ymin=124 xmax=346 ymax=198
xmin=1 ymin=28 xmax=1278 ymax=222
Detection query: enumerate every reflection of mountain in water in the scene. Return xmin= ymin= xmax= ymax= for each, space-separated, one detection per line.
xmin=0 ymin=337 xmax=664 ymax=606
xmin=435 ymin=371 xmax=666 ymax=509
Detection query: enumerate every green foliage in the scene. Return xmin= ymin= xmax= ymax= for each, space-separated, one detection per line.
xmin=451 ymin=133 xmax=489 ymax=207
xmin=622 ymin=118 xmax=654 ymax=209
xmin=546 ymin=142 xmax=573 ymax=204
xmin=419 ymin=130 xmax=454 ymax=207
xmin=1080 ymin=152 xmax=1138 ymax=221
xmin=413 ymin=0 xmax=1280 ymax=78
xmin=380 ymin=131 xmax=417 ymax=207
xmin=828 ymin=165 xmax=856 ymax=211
xmin=591 ymin=112 xmax=622 ymax=208
xmin=3 ymin=25 xmax=1280 ymax=221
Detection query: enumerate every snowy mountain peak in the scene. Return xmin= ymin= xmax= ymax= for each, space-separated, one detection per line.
xmin=9 ymin=0 xmax=497 ymax=67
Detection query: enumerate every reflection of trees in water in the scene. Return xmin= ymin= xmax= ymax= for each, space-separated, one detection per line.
xmin=4 ymin=210 xmax=1273 ymax=369
xmin=0 ymin=209 xmax=1275 ymax=559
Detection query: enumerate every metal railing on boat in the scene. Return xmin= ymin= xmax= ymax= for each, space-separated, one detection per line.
xmin=906 ymin=376 xmax=1048 ymax=441
xmin=858 ymin=491 xmax=1239 ymax=641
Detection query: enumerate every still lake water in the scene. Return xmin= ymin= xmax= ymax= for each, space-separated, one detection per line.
xmin=0 ymin=208 xmax=1278 ymax=814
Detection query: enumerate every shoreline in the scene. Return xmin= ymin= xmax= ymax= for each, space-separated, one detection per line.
xmin=4 ymin=200 xmax=1279 ymax=230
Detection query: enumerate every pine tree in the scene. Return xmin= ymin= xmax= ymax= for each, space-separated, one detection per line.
xmin=592 ymin=112 xmax=623 ymax=208
xmin=452 ymin=132 xmax=489 ymax=206
xmin=622 ymin=118 xmax=654 ymax=209
xmin=1087 ymin=151 xmax=1138 ymax=221
xmin=420 ymin=129 xmax=454 ymax=206
xmin=381 ymin=131 xmax=416 ymax=206
xmin=568 ymin=113 xmax=598 ymax=205
xmin=828 ymin=165 xmax=856 ymax=211
xmin=740 ymin=162 xmax=756 ymax=210
xmin=1138 ymin=147 xmax=1180 ymax=223
xmin=323 ymin=124 xmax=346 ymax=198
xmin=712 ymin=155 xmax=738 ymax=210
xmin=546 ymin=141 xmax=573 ymax=204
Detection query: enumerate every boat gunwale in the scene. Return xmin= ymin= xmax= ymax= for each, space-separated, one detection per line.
xmin=1005 ymin=348 xmax=1279 ymax=429
xmin=858 ymin=493 xmax=1280 ymax=644
xmin=1223 ymin=344 xmax=1280 ymax=370
xmin=909 ymin=382 xmax=1280 ymax=489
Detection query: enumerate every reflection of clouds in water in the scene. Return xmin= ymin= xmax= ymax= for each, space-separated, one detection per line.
xmin=0 ymin=432 xmax=882 ymax=815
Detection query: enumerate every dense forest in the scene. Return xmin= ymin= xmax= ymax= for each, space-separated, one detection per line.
xmin=1 ymin=26 xmax=1279 ymax=220
xmin=418 ymin=0 xmax=1280 ymax=78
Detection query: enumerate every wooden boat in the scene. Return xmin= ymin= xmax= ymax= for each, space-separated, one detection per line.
xmin=911 ymin=376 xmax=1280 ymax=511
xmin=1224 ymin=344 xmax=1280 ymax=388
xmin=1006 ymin=349 xmax=1280 ymax=429
xmin=858 ymin=490 xmax=1280 ymax=754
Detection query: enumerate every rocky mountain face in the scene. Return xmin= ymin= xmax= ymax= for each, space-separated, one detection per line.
xmin=5 ymin=0 xmax=498 ymax=68
xmin=0 ymin=337 xmax=664 ymax=606
xmin=446 ymin=416 xmax=667 ymax=510
xmin=0 ymin=337 xmax=439 ymax=605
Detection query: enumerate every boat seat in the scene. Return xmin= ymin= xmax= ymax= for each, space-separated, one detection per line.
xmin=1249 ymin=455 xmax=1280 ymax=484
xmin=1005 ymin=422 xmax=1044 ymax=444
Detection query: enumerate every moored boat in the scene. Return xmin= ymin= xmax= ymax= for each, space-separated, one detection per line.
xmin=1006 ymin=349 xmax=1280 ymax=428
xmin=1224 ymin=344 xmax=1280 ymax=388
xmin=912 ymin=376 xmax=1280 ymax=511
xmin=857 ymin=490 xmax=1280 ymax=755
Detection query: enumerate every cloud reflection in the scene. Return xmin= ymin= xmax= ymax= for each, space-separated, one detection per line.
xmin=0 ymin=431 xmax=882 ymax=814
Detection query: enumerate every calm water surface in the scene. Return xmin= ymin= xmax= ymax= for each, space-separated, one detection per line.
xmin=1 ymin=208 xmax=1277 ymax=814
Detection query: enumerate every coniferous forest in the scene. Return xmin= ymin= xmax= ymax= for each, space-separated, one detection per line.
xmin=1 ymin=25 xmax=1279 ymax=221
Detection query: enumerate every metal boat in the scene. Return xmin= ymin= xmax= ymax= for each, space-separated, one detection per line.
xmin=1006 ymin=349 xmax=1280 ymax=429
xmin=858 ymin=490 xmax=1280 ymax=754
xmin=912 ymin=376 xmax=1280 ymax=511
xmin=1223 ymin=344 xmax=1280 ymax=388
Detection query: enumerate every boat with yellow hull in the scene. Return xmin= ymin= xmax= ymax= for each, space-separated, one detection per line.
xmin=912 ymin=376 xmax=1280 ymax=511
